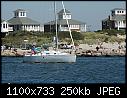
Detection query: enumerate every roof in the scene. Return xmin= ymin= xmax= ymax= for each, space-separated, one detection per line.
xmin=1 ymin=19 xmax=5 ymax=22
xmin=14 ymin=9 xmax=26 ymax=12
xmin=102 ymin=18 xmax=109 ymax=22
xmin=58 ymin=9 xmax=71 ymax=14
xmin=7 ymin=17 xmax=40 ymax=25
xmin=102 ymin=15 xmax=126 ymax=21
xmin=111 ymin=15 xmax=126 ymax=21
xmin=44 ymin=19 xmax=85 ymax=25
xmin=111 ymin=8 xmax=126 ymax=11
xmin=1 ymin=19 xmax=11 ymax=24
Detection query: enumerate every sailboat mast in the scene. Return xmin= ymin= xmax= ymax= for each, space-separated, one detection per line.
xmin=54 ymin=1 xmax=58 ymax=50
xmin=62 ymin=1 xmax=75 ymax=50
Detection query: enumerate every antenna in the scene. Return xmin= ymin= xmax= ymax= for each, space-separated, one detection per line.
xmin=62 ymin=1 xmax=75 ymax=50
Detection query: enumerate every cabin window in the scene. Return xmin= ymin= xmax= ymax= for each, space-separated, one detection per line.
xmin=46 ymin=53 xmax=50 ymax=54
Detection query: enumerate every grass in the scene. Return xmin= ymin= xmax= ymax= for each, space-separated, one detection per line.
xmin=1 ymin=30 xmax=125 ymax=47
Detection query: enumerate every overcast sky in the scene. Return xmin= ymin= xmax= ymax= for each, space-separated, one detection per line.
xmin=1 ymin=1 xmax=126 ymax=31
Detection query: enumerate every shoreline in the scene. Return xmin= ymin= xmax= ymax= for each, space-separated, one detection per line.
xmin=1 ymin=55 xmax=125 ymax=57
xmin=1 ymin=42 xmax=126 ymax=57
xmin=1 ymin=50 xmax=125 ymax=57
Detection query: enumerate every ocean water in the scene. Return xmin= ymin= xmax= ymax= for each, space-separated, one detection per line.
xmin=1 ymin=56 xmax=125 ymax=83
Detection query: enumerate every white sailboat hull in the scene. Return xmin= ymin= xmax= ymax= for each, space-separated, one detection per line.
xmin=23 ymin=54 xmax=76 ymax=63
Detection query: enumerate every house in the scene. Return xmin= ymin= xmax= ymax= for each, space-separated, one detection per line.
xmin=102 ymin=8 xmax=126 ymax=30
xmin=7 ymin=9 xmax=44 ymax=32
xmin=44 ymin=9 xmax=86 ymax=32
xmin=1 ymin=20 xmax=13 ymax=36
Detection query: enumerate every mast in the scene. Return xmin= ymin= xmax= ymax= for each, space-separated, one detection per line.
xmin=62 ymin=1 xmax=75 ymax=50
xmin=54 ymin=1 xmax=58 ymax=50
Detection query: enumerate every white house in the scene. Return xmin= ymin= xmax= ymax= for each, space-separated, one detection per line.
xmin=1 ymin=20 xmax=13 ymax=33
xmin=44 ymin=9 xmax=86 ymax=32
xmin=7 ymin=9 xmax=44 ymax=32
xmin=102 ymin=8 xmax=126 ymax=30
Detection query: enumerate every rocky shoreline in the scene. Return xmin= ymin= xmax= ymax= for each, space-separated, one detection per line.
xmin=1 ymin=42 xmax=126 ymax=57
xmin=1 ymin=48 xmax=126 ymax=57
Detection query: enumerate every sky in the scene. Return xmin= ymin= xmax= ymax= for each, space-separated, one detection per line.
xmin=1 ymin=1 xmax=126 ymax=31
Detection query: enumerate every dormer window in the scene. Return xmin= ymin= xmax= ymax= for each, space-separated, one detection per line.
xmin=23 ymin=12 xmax=25 ymax=16
xmin=58 ymin=9 xmax=71 ymax=20
xmin=20 ymin=12 xmax=22 ymax=16
xmin=13 ymin=9 xmax=27 ymax=17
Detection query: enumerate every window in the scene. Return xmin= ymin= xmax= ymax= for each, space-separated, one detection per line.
xmin=117 ymin=11 xmax=119 ymax=13
xmin=123 ymin=20 xmax=126 ymax=24
xmin=17 ymin=12 xmax=19 ymax=16
xmin=6 ymin=24 xmax=8 ymax=28
xmin=62 ymin=25 xmax=68 ymax=27
xmin=68 ymin=15 xmax=70 ymax=18
xmin=15 ymin=13 xmax=17 ymax=17
xmin=119 ymin=21 xmax=120 ymax=25
xmin=103 ymin=22 xmax=106 ymax=25
xmin=3 ymin=24 xmax=5 ymax=28
xmin=59 ymin=15 xmax=62 ymax=19
xmin=20 ymin=12 xmax=22 ymax=16
xmin=122 ymin=11 xmax=124 ymax=13
xmin=23 ymin=12 xmax=25 ymax=16
xmin=112 ymin=11 xmax=115 ymax=14
xmin=64 ymin=15 xmax=66 ymax=19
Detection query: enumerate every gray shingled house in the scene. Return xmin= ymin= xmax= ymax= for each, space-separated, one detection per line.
xmin=102 ymin=8 xmax=126 ymax=30
xmin=7 ymin=9 xmax=44 ymax=32
xmin=44 ymin=9 xmax=86 ymax=32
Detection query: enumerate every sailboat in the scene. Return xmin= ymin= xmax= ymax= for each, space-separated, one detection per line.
xmin=23 ymin=1 xmax=76 ymax=63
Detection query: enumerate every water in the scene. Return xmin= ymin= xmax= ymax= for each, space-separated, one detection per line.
xmin=1 ymin=56 xmax=125 ymax=83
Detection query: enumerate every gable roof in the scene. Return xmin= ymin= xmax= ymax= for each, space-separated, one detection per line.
xmin=7 ymin=17 xmax=40 ymax=25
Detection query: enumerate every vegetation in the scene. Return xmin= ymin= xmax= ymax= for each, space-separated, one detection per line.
xmin=58 ymin=31 xmax=84 ymax=40
xmin=1 ymin=29 xmax=125 ymax=48
xmin=95 ymin=29 xmax=125 ymax=36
